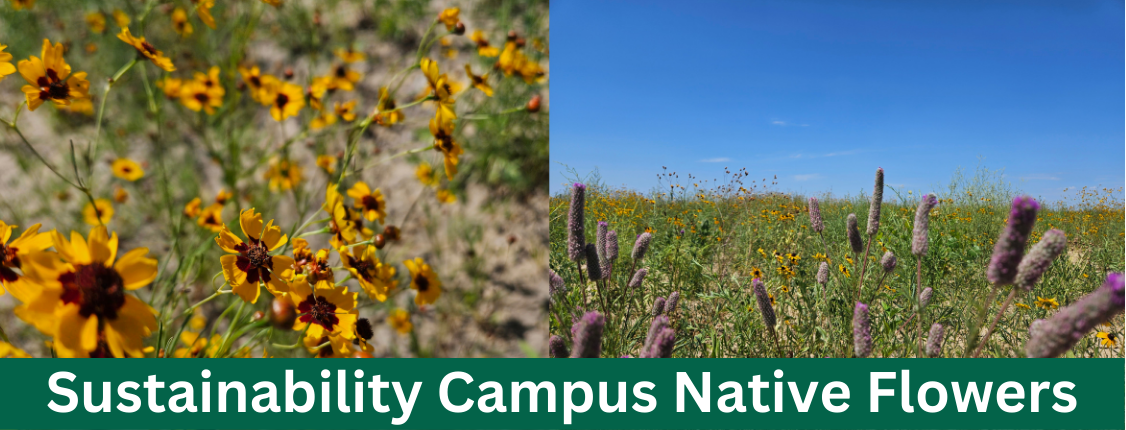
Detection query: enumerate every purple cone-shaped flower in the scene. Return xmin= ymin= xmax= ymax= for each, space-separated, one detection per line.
xmin=911 ymin=194 xmax=939 ymax=256
xmin=667 ymin=291 xmax=681 ymax=315
xmin=640 ymin=315 xmax=675 ymax=358
xmin=628 ymin=268 xmax=648 ymax=288
xmin=549 ymin=335 xmax=569 ymax=358
xmin=651 ymin=297 xmax=666 ymax=316
xmin=926 ymin=323 xmax=944 ymax=358
xmin=567 ymin=183 xmax=587 ymax=262
xmin=752 ymin=278 xmax=776 ymax=328
xmin=1014 ymin=229 xmax=1066 ymax=291
xmin=867 ymin=167 xmax=884 ymax=235
xmin=632 ymin=232 xmax=652 ymax=261
xmin=596 ymin=221 xmax=609 ymax=262
xmin=918 ymin=287 xmax=933 ymax=309
xmin=584 ymin=243 xmax=603 ymax=281
xmin=881 ymin=251 xmax=897 ymax=273
xmin=847 ymin=214 xmax=863 ymax=254
xmin=816 ymin=262 xmax=829 ymax=286
xmin=986 ymin=196 xmax=1039 ymax=285
xmin=808 ymin=197 xmax=824 ymax=233
xmin=549 ymin=269 xmax=565 ymax=296
xmin=853 ymin=302 xmax=872 ymax=358
xmin=1025 ymin=273 xmax=1124 ymax=358
xmin=570 ymin=311 xmax=605 ymax=358
xmin=606 ymin=230 xmax=619 ymax=261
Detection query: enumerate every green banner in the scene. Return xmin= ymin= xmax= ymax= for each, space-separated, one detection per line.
xmin=0 ymin=359 xmax=1120 ymax=429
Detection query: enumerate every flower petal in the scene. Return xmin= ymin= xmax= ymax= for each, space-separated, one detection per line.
xmin=220 ymin=254 xmax=248 ymax=289
xmin=57 ymin=306 xmax=98 ymax=356
xmin=262 ymin=220 xmax=288 ymax=251
xmin=215 ymin=225 xmax=244 ymax=253
xmin=115 ymin=248 xmax=157 ymax=290
xmin=240 ymin=208 xmax=264 ymax=240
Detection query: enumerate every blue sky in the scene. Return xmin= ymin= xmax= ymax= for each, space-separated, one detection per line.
xmin=550 ymin=0 xmax=1124 ymax=202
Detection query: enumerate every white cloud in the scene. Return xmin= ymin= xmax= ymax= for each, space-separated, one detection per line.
xmin=699 ymin=157 xmax=731 ymax=163
xmin=772 ymin=120 xmax=810 ymax=127
xmin=793 ymin=174 xmax=820 ymax=181
xmin=1020 ymin=174 xmax=1060 ymax=181
xmin=772 ymin=120 xmax=788 ymax=126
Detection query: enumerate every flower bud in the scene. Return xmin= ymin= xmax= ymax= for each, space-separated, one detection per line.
xmin=355 ymin=318 xmax=374 ymax=341
xmin=986 ymin=196 xmax=1039 ymax=285
xmin=651 ymin=297 xmax=666 ymax=316
xmin=549 ymin=269 xmax=566 ymax=297
xmin=270 ymin=297 xmax=296 ymax=329
xmin=526 ymin=94 xmax=541 ymax=112
xmin=453 ymin=22 xmax=466 ymax=35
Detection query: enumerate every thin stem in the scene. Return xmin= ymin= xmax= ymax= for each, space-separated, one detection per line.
xmin=855 ymin=235 xmax=874 ymax=303
xmin=90 ymin=58 xmax=139 ymax=176
xmin=360 ymin=144 xmax=434 ymax=171
xmin=972 ymin=288 xmax=1019 ymax=358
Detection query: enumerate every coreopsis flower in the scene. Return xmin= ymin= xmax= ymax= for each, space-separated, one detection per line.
xmin=416 ymin=162 xmax=439 ymax=187
xmin=0 ymin=221 xmax=51 ymax=294
xmin=430 ymin=110 xmax=463 ymax=179
xmin=0 ymin=341 xmax=30 ymax=358
xmin=1014 ymin=229 xmax=1066 ymax=291
xmin=0 ymin=44 xmax=15 ymax=82
xmin=469 ymin=30 xmax=500 ymax=57
xmin=388 ymin=309 xmax=412 ymax=334
xmin=112 ymin=9 xmax=130 ymax=27
xmin=347 ymin=181 xmax=387 ymax=223
xmin=322 ymin=186 xmax=358 ymax=249
xmin=548 ymin=335 xmax=568 ymax=358
xmin=846 ymin=213 xmax=863 ymax=254
xmin=18 ymin=39 xmax=91 ymax=111
xmin=839 ymin=264 xmax=850 ymax=278
xmin=288 ymin=240 xmax=334 ymax=286
xmin=289 ymin=278 xmax=359 ymax=357
xmin=437 ymin=7 xmax=459 ymax=31
xmin=497 ymin=42 xmax=520 ymax=75
xmin=334 ymin=47 xmax=365 ymax=63
xmin=12 ymin=227 xmax=158 ymax=357
xmin=464 ymin=65 xmax=493 ymax=97
xmin=926 ymin=323 xmax=944 ymax=357
xmin=267 ymin=81 xmax=304 ymax=121
xmin=214 ymin=189 xmax=233 ymax=205
xmin=310 ymin=110 xmax=337 ymax=130
xmin=238 ymin=65 xmax=275 ymax=104
xmin=197 ymin=203 xmax=224 ymax=232
xmin=117 ymin=28 xmax=175 ymax=71
xmin=570 ymin=311 xmax=604 ymax=358
xmin=1096 ymin=332 xmax=1117 ymax=348
xmin=911 ymin=193 xmax=938 ymax=256
xmin=334 ymin=100 xmax=357 ymax=122
xmin=264 ymin=158 xmax=303 ymax=191
xmin=853 ymin=302 xmax=872 ymax=358
xmin=156 ymin=77 xmax=182 ymax=99
xmin=172 ymin=7 xmax=193 ymax=36
xmin=86 ymin=12 xmax=107 ymax=34
xmin=183 ymin=197 xmax=202 ymax=218
xmin=113 ymin=186 xmax=129 ymax=203
xmin=517 ymin=59 xmax=545 ymax=84
xmin=111 ymin=158 xmax=144 ymax=181
xmin=196 ymin=0 xmax=216 ymax=29
xmin=216 ymin=208 xmax=294 ymax=303
xmin=987 ymin=196 xmax=1039 ymax=285
xmin=325 ymin=63 xmax=361 ymax=92
xmin=83 ymin=199 xmax=114 ymax=226
xmin=1035 ymin=296 xmax=1058 ymax=310
xmin=628 ymin=268 xmax=647 ymax=288
xmin=179 ymin=80 xmax=223 ymax=114
xmin=341 ymin=245 xmax=396 ymax=302
xmin=1026 ymin=273 xmax=1123 ymax=358
xmin=9 ymin=0 xmax=34 ymax=10
xmin=867 ymin=167 xmax=884 ymax=235
xmin=373 ymin=87 xmax=404 ymax=126
xmin=420 ymin=58 xmax=457 ymax=119
xmin=405 ymin=257 xmax=441 ymax=306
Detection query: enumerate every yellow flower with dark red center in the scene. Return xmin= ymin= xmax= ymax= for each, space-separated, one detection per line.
xmin=11 ymin=226 xmax=158 ymax=357
xmin=322 ymin=185 xmax=358 ymax=249
xmin=215 ymin=208 xmax=294 ymax=303
xmin=1035 ymin=296 xmax=1058 ymax=310
xmin=750 ymin=267 xmax=763 ymax=279
xmin=0 ymin=341 xmax=30 ymax=358
xmin=464 ymin=64 xmax=493 ymax=97
xmin=469 ymin=30 xmax=500 ymax=57
xmin=86 ymin=12 xmax=107 ymax=34
xmin=288 ymin=277 xmax=358 ymax=357
xmin=18 ymin=39 xmax=91 ymax=111
xmin=347 ymin=181 xmax=386 ymax=223
xmin=341 ymin=245 xmax=396 ymax=302
xmin=117 ymin=27 xmax=175 ymax=72
xmin=264 ymin=158 xmax=303 ymax=191
xmin=179 ymin=80 xmax=223 ymax=114
xmin=112 ymin=9 xmax=130 ymax=27
xmin=388 ymin=309 xmax=412 ymax=334
xmin=193 ymin=65 xmax=224 ymax=95
xmin=267 ymin=81 xmax=304 ymax=121
xmin=172 ymin=7 xmax=193 ymax=37
xmin=112 ymin=158 xmax=144 ymax=181
xmin=436 ymin=189 xmax=456 ymax=204
xmin=373 ymin=86 xmax=403 ymax=126
xmin=238 ymin=65 xmax=276 ymax=104
xmin=310 ymin=111 xmax=337 ymax=130
xmin=0 ymin=220 xmax=51 ymax=295
xmin=197 ymin=203 xmax=224 ymax=232
xmin=156 ymin=77 xmax=182 ymax=99
xmin=0 ymin=44 xmax=15 ymax=82
xmin=9 ymin=0 xmax=34 ymax=10
xmin=416 ymin=162 xmax=439 ymax=187
xmin=326 ymin=63 xmax=361 ymax=92
xmin=335 ymin=100 xmax=357 ymax=122
xmin=83 ymin=199 xmax=114 ymax=226
xmin=316 ymin=155 xmax=337 ymax=175
xmin=183 ymin=197 xmax=202 ymax=218
xmin=1097 ymin=332 xmax=1117 ymax=348
xmin=334 ymin=47 xmax=365 ymax=63
xmin=61 ymin=97 xmax=94 ymax=115
xmin=838 ymin=264 xmax=850 ymax=278
xmin=289 ymin=238 xmax=334 ymax=285
xmin=215 ymin=189 xmax=233 ymax=205
xmin=437 ymin=7 xmax=459 ymax=31
xmin=196 ymin=0 xmax=216 ymax=29
xmin=405 ymin=257 xmax=441 ymax=306
xmin=429 ymin=110 xmax=463 ymax=179
xmin=420 ymin=57 xmax=457 ymax=117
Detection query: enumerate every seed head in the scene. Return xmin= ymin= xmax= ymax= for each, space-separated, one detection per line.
xmin=632 ymin=232 xmax=652 ymax=261
xmin=549 ymin=335 xmax=569 ymax=358
xmin=987 ymin=196 xmax=1039 ymax=285
xmin=846 ymin=213 xmax=863 ymax=254
xmin=570 ymin=311 xmax=605 ymax=358
xmin=651 ymin=297 xmax=666 ymax=316
xmin=853 ymin=301 xmax=872 ymax=358
xmin=911 ymin=194 xmax=939 ymax=256
xmin=1025 ymin=273 xmax=1124 ymax=358
xmin=628 ymin=268 xmax=648 ymax=288
xmin=566 ymin=183 xmax=586 ymax=262
xmin=867 ymin=167 xmax=884 ymax=235
xmin=881 ymin=251 xmax=896 ymax=273
xmin=1014 ymin=229 xmax=1066 ymax=291
xmin=752 ymin=278 xmax=775 ymax=328
xmin=926 ymin=323 xmax=944 ymax=358
xmin=808 ymin=197 xmax=824 ymax=233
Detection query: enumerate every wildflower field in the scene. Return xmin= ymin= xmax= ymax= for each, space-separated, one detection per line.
xmin=548 ymin=166 xmax=1125 ymax=358
xmin=0 ymin=0 xmax=549 ymax=358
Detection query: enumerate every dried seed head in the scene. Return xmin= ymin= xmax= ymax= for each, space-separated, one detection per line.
xmin=911 ymin=194 xmax=939 ymax=256
xmin=847 ymin=213 xmax=863 ymax=254
xmin=867 ymin=167 xmax=884 ymax=235
xmin=651 ymin=297 xmax=666 ymax=316
xmin=853 ymin=301 xmax=872 ymax=358
xmin=881 ymin=251 xmax=897 ymax=273
xmin=632 ymin=232 xmax=652 ymax=261
xmin=918 ymin=287 xmax=933 ymax=309
xmin=549 ymin=335 xmax=569 ymax=358
xmin=1026 ymin=273 xmax=1124 ymax=358
xmin=808 ymin=197 xmax=824 ymax=233
xmin=666 ymin=291 xmax=681 ymax=315
xmin=570 ymin=311 xmax=605 ymax=358
xmin=584 ymin=243 xmax=602 ymax=281
xmin=987 ymin=196 xmax=1039 ymax=285
xmin=628 ymin=268 xmax=648 ymax=288
xmin=1014 ymin=229 xmax=1066 ymax=291
xmin=567 ymin=183 xmax=587 ymax=262
xmin=752 ymin=278 xmax=775 ymax=328
xmin=926 ymin=323 xmax=944 ymax=358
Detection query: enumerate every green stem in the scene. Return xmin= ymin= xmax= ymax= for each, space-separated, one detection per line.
xmin=90 ymin=57 xmax=139 ymax=176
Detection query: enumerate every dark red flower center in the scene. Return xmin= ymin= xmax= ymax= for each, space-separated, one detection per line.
xmin=334 ymin=65 xmax=347 ymax=78
xmin=346 ymin=255 xmax=374 ymax=281
xmin=297 ymin=294 xmax=339 ymax=330
xmin=275 ymin=93 xmax=289 ymax=109
xmin=234 ymin=239 xmax=273 ymax=286
xmin=59 ymin=264 xmax=126 ymax=319
xmin=37 ymin=69 xmax=70 ymax=101
xmin=361 ymin=195 xmax=381 ymax=212
xmin=249 ymin=75 xmax=261 ymax=87
xmin=414 ymin=274 xmax=430 ymax=292
xmin=140 ymin=41 xmax=158 ymax=55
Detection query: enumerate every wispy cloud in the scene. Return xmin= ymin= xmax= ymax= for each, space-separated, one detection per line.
xmin=1020 ymin=174 xmax=1060 ymax=181
xmin=793 ymin=174 xmax=820 ymax=181
xmin=771 ymin=119 xmax=810 ymax=127
xmin=824 ymin=149 xmax=861 ymax=157
xmin=699 ymin=157 xmax=731 ymax=163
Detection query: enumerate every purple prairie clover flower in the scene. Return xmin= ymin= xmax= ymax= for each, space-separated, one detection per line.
xmin=1025 ymin=273 xmax=1124 ymax=358
xmin=549 ymin=335 xmax=569 ymax=358
xmin=926 ymin=323 xmax=944 ymax=358
xmin=808 ymin=197 xmax=824 ymax=233
xmin=628 ymin=268 xmax=648 ymax=288
xmin=986 ymin=196 xmax=1040 ymax=285
xmin=846 ymin=214 xmax=863 ymax=254
xmin=606 ymin=230 xmax=619 ymax=261
xmin=549 ymin=269 xmax=566 ymax=304
xmin=918 ymin=287 xmax=933 ymax=309
xmin=641 ymin=315 xmax=675 ymax=358
xmin=1014 ymin=229 xmax=1066 ymax=291
xmin=596 ymin=221 xmax=609 ymax=263
xmin=584 ymin=243 xmax=603 ymax=281
xmin=632 ymin=232 xmax=652 ymax=261
xmin=816 ymin=262 xmax=829 ymax=286
xmin=570 ymin=311 xmax=605 ymax=358
xmin=752 ymin=278 xmax=776 ymax=328
xmin=881 ymin=251 xmax=897 ymax=273
xmin=867 ymin=167 xmax=884 ymax=235
xmin=567 ymin=183 xmax=587 ymax=262
xmin=667 ymin=291 xmax=681 ymax=315
xmin=853 ymin=301 xmax=872 ymax=358
xmin=911 ymin=194 xmax=939 ymax=257
xmin=651 ymin=297 xmax=666 ymax=316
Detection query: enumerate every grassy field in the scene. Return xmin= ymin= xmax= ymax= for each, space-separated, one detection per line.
xmin=0 ymin=0 xmax=549 ymax=358
xmin=549 ymin=166 xmax=1124 ymax=358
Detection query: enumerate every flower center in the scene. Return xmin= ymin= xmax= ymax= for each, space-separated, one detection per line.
xmin=194 ymin=92 xmax=209 ymax=103
xmin=347 ymin=256 xmax=374 ymax=279
xmin=299 ymin=294 xmax=339 ymax=329
xmin=414 ymin=274 xmax=430 ymax=292
xmin=361 ymin=195 xmax=381 ymax=211
xmin=140 ymin=41 xmax=158 ymax=55
xmin=37 ymin=69 xmax=70 ymax=101
xmin=59 ymin=264 xmax=126 ymax=319
xmin=246 ymin=242 xmax=270 ymax=268
xmin=249 ymin=76 xmax=261 ymax=87
xmin=275 ymin=93 xmax=289 ymax=109
xmin=335 ymin=65 xmax=347 ymax=78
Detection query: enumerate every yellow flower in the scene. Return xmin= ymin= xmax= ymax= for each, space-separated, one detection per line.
xmin=156 ymin=77 xmax=182 ymax=99
xmin=341 ymin=245 xmax=397 ymax=302
xmin=83 ymin=199 xmax=114 ymax=226
xmin=111 ymin=158 xmax=144 ymax=181
xmin=0 ymin=341 xmax=31 ymax=358
xmin=388 ymin=309 xmax=412 ymax=335
xmin=310 ymin=111 xmax=337 ymax=130
xmin=267 ymin=81 xmax=304 ymax=121
xmin=0 ymin=44 xmax=15 ymax=82
xmin=334 ymin=47 xmax=365 ymax=63
xmin=1096 ymin=332 xmax=1117 ymax=348
xmin=196 ymin=0 xmax=216 ymax=29
xmin=838 ymin=264 xmax=850 ymax=278
xmin=321 ymin=186 xmax=358 ymax=248
xmin=183 ymin=197 xmax=202 ymax=218
xmin=290 ymin=239 xmax=334 ymax=285
xmin=335 ymin=100 xmax=357 ymax=122
xmin=117 ymin=27 xmax=175 ymax=71
xmin=179 ymin=80 xmax=223 ymax=114
xmin=373 ymin=86 xmax=404 ymax=126
xmin=215 ymin=189 xmax=233 ymax=205
xmin=11 ymin=226 xmax=158 ymax=357
xmin=0 ymin=220 xmax=52 ymax=295
xmin=9 ymin=0 xmax=34 ymax=10
xmin=437 ymin=7 xmax=460 ymax=31
xmin=1035 ymin=296 xmax=1059 ymax=310
xmin=86 ymin=12 xmax=107 ymax=34
xmin=113 ymin=186 xmax=129 ymax=203
xmin=429 ymin=110 xmax=463 ymax=180
xmin=197 ymin=203 xmax=224 ymax=232
xmin=750 ymin=267 xmax=763 ymax=279
xmin=238 ymin=65 xmax=276 ymax=104
xmin=173 ymin=332 xmax=221 ymax=358
xmin=316 ymin=155 xmax=337 ymax=175
xmin=326 ymin=64 xmax=361 ymax=91
xmin=464 ymin=64 xmax=493 ymax=97
xmin=420 ymin=57 xmax=457 ymax=117
xmin=112 ymin=9 xmax=130 ymax=27
xmin=261 ymin=0 xmax=282 ymax=6
xmin=215 ymin=208 xmax=294 ymax=304
xmin=61 ymin=97 xmax=94 ymax=115
xmin=264 ymin=158 xmax=303 ymax=191
xmin=469 ymin=30 xmax=500 ymax=57
xmin=416 ymin=162 xmax=439 ymax=187
xmin=436 ymin=189 xmax=456 ymax=204
xmin=289 ymin=277 xmax=358 ymax=357
xmin=18 ymin=39 xmax=91 ymax=111
xmin=347 ymin=181 xmax=386 ymax=223
xmin=1015 ymin=302 xmax=1031 ymax=310
xmin=172 ymin=7 xmax=193 ymax=37
xmin=405 ymin=257 xmax=441 ymax=306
